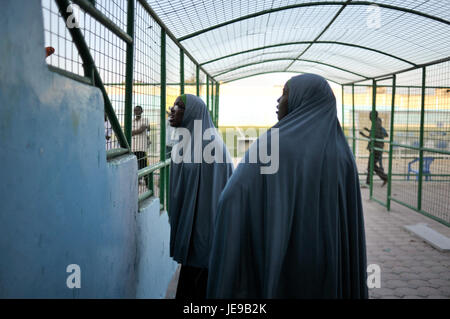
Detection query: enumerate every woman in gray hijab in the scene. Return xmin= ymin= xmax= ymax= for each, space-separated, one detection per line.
xmin=168 ymin=94 xmax=233 ymax=299
xmin=207 ymin=74 xmax=368 ymax=299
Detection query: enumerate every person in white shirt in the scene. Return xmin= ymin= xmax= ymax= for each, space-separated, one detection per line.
xmin=132 ymin=105 xmax=150 ymax=186
xmin=104 ymin=113 xmax=113 ymax=150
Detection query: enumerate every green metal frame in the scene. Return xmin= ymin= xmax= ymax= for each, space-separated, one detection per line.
xmin=214 ymin=58 xmax=368 ymax=79
xmin=180 ymin=48 xmax=185 ymax=95
xmin=285 ymin=0 xmax=352 ymax=71
xmin=343 ymin=61 xmax=450 ymax=227
xmin=124 ymin=0 xmax=135 ymax=145
xmin=178 ymin=2 xmax=449 ymax=41
xmin=54 ymin=0 xmax=130 ymax=151
xmin=201 ymin=41 xmax=416 ymax=67
xmin=52 ymin=0 xmax=220 ymax=212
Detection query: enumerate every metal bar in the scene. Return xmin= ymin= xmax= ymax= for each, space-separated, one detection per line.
xmin=124 ymin=0 xmax=135 ymax=146
xmin=201 ymin=41 xmax=415 ymax=67
xmin=196 ymin=65 xmax=200 ymax=96
xmin=71 ymin=0 xmax=132 ymax=44
xmin=55 ymin=0 xmax=130 ymax=150
xmin=344 ymin=56 xmax=450 ymax=86
xmin=206 ymin=75 xmax=210 ymax=114
xmin=180 ymin=48 xmax=185 ymax=95
xmin=352 ymin=84 xmax=356 ymax=154
xmin=137 ymin=159 xmax=171 ymax=179
xmin=285 ymin=0 xmax=352 ymax=71
xmin=47 ymin=65 xmax=92 ymax=85
xmin=136 ymin=0 xmax=216 ymax=82
xmin=389 ymin=198 xmax=450 ymax=227
xmin=214 ymin=58 xmax=368 ymax=79
xmin=215 ymin=82 xmax=220 ymax=126
xmin=417 ymin=67 xmax=426 ymax=211
xmin=221 ymin=70 xmax=342 ymax=86
xmin=160 ymin=28 xmax=167 ymax=208
xmin=178 ymin=1 xmax=449 ymax=41
xmin=387 ymin=75 xmax=396 ymax=211
xmin=341 ymin=85 xmax=345 ymax=132
xmin=369 ymin=80 xmax=376 ymax=196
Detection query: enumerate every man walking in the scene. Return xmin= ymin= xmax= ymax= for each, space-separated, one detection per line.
xmin=360 ymin=111 xmax=388 ymax=186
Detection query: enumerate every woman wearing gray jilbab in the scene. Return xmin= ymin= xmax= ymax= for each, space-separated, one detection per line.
xmin=207 ymin=74 xmax=368 ymax=299
xmin=168 ymin=94 xmax=233 ymax=299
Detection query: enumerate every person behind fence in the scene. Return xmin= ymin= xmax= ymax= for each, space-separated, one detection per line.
xmin=132 ymin=105 xmax=150 ymax=187
xmin=359 ymin=111 xmax=388 ymax=186
xmin=168 ymin=94 xmax=234 ymax=299
xmin=207 ymin=74 xmax=368 ymax=299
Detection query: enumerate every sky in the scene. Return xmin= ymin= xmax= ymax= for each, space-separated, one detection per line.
xmin=218 ymin=73 xmax=343 ymax=127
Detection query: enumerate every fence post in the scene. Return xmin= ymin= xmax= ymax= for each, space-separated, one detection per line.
xmin=369 ymin=80 xmax=377 ymax=197
xmin=215 ymin=82 xmax=220 ymax=127
xmin=180 ymin=48 xmax=185 ymax=95
xmin=417 ymin=67 xmax=426 ymax=212
xmin=160 ymin=28 xmax=167 ymax=209
xmin=124 ymin=0 xmax=135 ymax=146
xmin=341 ymin=85 xmax=345 ymax=132
xmin=206 ymin=75 xmax=210 ymax=115
xmin=196 ymin=65 xmax=200 ymax=97
xmin=352 ymin=84 xmax=356 ymax=155
xmin=387 ymin=75 xmax=396 ymax=211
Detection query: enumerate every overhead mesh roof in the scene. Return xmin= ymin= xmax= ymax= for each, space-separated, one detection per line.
xmin=148 ymin=0 xmax=450 ymax=84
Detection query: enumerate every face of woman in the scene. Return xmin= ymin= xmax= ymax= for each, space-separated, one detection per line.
xmin=277 ymin=83 xmax=289 ymax=121
xmin=169 ymin=96 xmax=185 ymax=127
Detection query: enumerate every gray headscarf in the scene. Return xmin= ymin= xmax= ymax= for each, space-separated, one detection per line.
xmin=169 ymin=94 xmax=234 ymax=269
xmin=207 ymin=74 xmax=368 ymax=298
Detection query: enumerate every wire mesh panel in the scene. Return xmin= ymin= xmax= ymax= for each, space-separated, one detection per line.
xmin=199 ymin=70 xmax=207 ymax=103
xmin=353 ymin=85 xmax=374 ymax=180
xmin=342 ymin=85 xmax=354 ymax=148
xmin=133 ymin=1 xmax=162 ymax=196
xmin=372 ymin=79 xmax=393 ymax=205
xmin=42 ymin=0 xmax=84 ymax=75
xmin=390 ymin=69 xmax=423 ymax=210
xmin=166 ymin=36 xmax=181 ymax=109
xmin=422 ymin=61 xmax=450 ymax=224
xmin=42 ymin=0 xmax=128 ymax=150
xmin=184 ymin=56 xmax=197 ymax=95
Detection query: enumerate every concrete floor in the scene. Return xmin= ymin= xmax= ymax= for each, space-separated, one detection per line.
xmin=164 ymin=188 xmax=450 ymax=299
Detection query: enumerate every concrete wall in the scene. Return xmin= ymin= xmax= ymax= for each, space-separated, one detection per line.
xmin=0 ymin=0 xmax=176 ymax=298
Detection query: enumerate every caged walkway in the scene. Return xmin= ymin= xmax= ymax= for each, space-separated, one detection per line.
xmin=164 ymin=187 xmax=450 ymax=299
xmin=36 ymin=0 xmax=450 ymax=299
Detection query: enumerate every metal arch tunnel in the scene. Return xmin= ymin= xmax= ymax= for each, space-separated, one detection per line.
xmin=1 ymin=0 xmax=450 ymax=298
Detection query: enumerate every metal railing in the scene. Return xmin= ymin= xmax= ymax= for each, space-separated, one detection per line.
xmin=42 ymin=0 xmax=220 ymax=211
xmin=342 ymin=59 xmax=450 ymax=227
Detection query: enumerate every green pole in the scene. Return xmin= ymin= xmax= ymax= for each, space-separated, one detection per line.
xmin=417 ymin=67 xmax=426 ymax=211
xmin=352 ymin=84 xmax=356 ymax=154
xmin=341 ymin=85 xmax=345 ymax=133
xmin=387 ymin=75 xmax=396 ymax=211
xmin=180 ymin=48 xmax=185 ymax=95
xmin=215 ymin=82 xmax=220 ymax=127
xmin=206 ymin=75 xmax=210 ymax=115
xmin=369 ymin=80 xmax=376 ymax=197
xmin=196 ymin=65 xmax=200 ymax=96
xmin=160 ymin=29 xmax=167 ymax=209
xmin=124 ymin=0 xmax=135 ymax=146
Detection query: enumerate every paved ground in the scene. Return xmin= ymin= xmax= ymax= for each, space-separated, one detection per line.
xmin=165 ymin=188 xmax=450 ymax=299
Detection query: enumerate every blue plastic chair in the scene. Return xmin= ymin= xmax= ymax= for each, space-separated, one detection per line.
xmin=407 ymin=157 xmax=434 ymax=181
